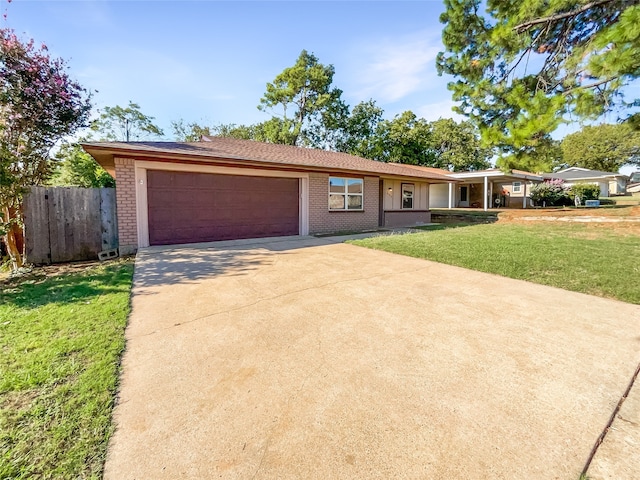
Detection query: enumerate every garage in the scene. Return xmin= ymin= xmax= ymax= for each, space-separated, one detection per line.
xmin=146 ymin=170 xmax=299 ymax=245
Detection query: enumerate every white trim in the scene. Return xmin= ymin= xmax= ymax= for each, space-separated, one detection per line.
xmin=512 ymin=181 xmax=522 ymax=193
xmin=328 ymin=176 xmax=364 ymax=211
xmin=452 ymin=170 xmax=543 ymax=181
xmin=401 ymin=182 xmax=415 ymax=210
xmin=135 ymin=167 xmax=149 ymax=248
xmin=483 ymin=176 xmax=488 ymax=211
xmin=133 ymin=160 xmax=310 ymax=248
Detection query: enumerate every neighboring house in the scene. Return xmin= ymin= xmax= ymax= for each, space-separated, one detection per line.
xmin=419 ymin=168 xmax=542 ymax=210
xmin=627 ymin=172 xmax=640 ymax=196
xmin=542 ymin=167 xmax=628 ymax=197
xmin=82 ymin=138 xmax=455 ymax=253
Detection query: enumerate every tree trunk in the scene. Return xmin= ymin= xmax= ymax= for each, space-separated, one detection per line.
xmin=2 ymin=205 xmax=23 ymax=271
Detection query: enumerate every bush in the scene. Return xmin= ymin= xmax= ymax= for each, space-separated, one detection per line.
xmin=529 ymin=179 xmax=567 ymax=206
xmin=568 ymin=183 xmax=600 ymax=202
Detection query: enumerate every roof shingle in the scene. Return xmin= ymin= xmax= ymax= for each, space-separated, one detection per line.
xmin=82 ymin=137 xmax=455 ymax=182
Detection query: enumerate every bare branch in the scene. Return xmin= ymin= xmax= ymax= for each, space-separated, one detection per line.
xmin=514 ymin=0 xmax=619 ymax=33
xmin=563 ymin=77 xmax=617 ymax=95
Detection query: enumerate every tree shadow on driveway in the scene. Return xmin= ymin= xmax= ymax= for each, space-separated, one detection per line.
xmin=131 ymin=236 xmax=333 ymax=290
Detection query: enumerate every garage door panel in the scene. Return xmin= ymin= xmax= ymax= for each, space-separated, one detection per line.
xmin=147 ymin=170 xmax=299 ymax=245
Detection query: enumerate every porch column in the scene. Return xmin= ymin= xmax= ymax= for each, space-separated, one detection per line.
xmin=489 ymin=181 xmax=494 ymax=209
xmin=448 ymin=182 xmax=453 ymax=209
xmin=523 ymin=182 xmax=527 ymax=209
xmin=483 ymin=176 xmax=488 ymax=211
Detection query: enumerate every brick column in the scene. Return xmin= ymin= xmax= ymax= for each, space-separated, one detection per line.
xmin=114 ymin=158 xmax=138 ymax=255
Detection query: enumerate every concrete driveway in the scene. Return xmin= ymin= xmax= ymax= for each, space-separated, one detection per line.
xmin=105 ymin=236 xmax=640 ymax=479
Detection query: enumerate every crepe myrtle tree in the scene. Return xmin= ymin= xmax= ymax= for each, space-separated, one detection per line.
xmin=0 ymin=28 xmax=91 ymax=269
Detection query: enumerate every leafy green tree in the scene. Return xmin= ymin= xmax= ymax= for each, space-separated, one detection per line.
xmin=375 ymin=111 xmax=435 ymax=165
xmin=91 ymin=101 xmax=163 ymax=141
xmin=56 ymin=102 xmax=164 ymax=189
xmin=334 ymin=100 xmax=385 ymax=159
xmin=0 ymin=29 xmax=91 ymax=269
xmin=436 ymin=0 xmax=640 ymax=154
xmin=497 ymin=136 xmax=563 ymax=173
xmin=561 ymin=123 xmax=640 ymax=172
xmin=210 ymin=123 xmax=257 ymax=140
xmin=51 ymin=143 xmax=115 ymax=188
xmin=171 ymin=119 xmax=211 ymax=142
xmin=568 ymin=183 xmax=601 ymax=201
xmin=258 ymin=50 xmax=347 ymax=146
xmin=357 ymin=112 xmax=491 ymax=171
xmin=429 ymin=118 xmax=491 ymax=171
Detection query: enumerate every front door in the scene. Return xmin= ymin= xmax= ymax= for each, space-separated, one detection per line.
xmin=459 ymin=186 xmax=469 ymax=207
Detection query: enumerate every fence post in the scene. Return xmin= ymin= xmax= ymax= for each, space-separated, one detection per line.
xmin=23 ymin=186 xmax=52 ymax=265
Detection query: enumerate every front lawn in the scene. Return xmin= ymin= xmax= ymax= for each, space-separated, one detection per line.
xmin=0 ymin=260 xmax=134 ymax=479
xmin=350 ymin=223 xmax=640 ymax=304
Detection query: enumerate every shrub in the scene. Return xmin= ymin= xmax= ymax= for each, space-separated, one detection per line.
xmin=529 ymin=179 xmax=567 ymax=206
xmin=568 ymin=183 xmax=601 ymax=202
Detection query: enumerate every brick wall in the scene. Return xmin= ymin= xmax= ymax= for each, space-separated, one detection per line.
xmin=308 ymin=173 xmax=379 ymax=234
xmin=114 ymin=158 xmax=138 ymax=254
xmin=383 ymin=210 xmax=431 ymax=227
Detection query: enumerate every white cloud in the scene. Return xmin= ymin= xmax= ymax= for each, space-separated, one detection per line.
xmin=415 ymin=100 xmax=465 ymax=122
xmin=348 ymin=31 xmax=440 ymax=103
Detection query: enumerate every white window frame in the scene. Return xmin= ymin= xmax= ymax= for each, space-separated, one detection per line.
xmin=328 ymin=177 xmax=364 ymax=211
xmin=512 ymin=181 xmax=522 ymax=193
xmin=401 ymin=183 xmax=414 ymax=209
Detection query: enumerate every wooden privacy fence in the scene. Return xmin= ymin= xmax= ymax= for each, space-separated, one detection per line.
xmin=23 ymin=187 xmax=118 ymax=264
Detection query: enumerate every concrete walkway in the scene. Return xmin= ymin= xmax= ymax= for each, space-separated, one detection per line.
xmin=105 ymin=236 xmax=640 ymax=479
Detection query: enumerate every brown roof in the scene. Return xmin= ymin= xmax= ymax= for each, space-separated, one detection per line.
xmin=389 ymin=163 xmax=454 ymax=176
xmin=82 ymin=137 xmax=455 ymax=182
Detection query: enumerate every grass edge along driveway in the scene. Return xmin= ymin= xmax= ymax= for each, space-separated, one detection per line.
xmin=0 ymin=259 xmax=134 ymax=479
xmin=349 ymin=223 xmax=640 ymax=305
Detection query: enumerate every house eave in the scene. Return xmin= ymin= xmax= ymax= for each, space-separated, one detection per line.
xmin=81 ymin=143 xmax=457 ymax=183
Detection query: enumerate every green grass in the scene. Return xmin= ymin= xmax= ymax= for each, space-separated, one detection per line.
xmin=350 ymin=223 xmax=640 ymax=304
xmin=0 ymin=260 xmax=134 ymax=479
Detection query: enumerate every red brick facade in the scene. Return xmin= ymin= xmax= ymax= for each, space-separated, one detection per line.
xmin=308 ymin=173 xmax=379 ymax=234
xmin=114 ymin=157 xmax=138 ymax=254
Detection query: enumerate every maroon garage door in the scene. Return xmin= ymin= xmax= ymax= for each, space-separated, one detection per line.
xmin=147 ymin=170 xmax=299 ymax=245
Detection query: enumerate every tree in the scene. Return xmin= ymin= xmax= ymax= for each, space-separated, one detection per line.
xmin=350 ymin=112 xmax=490 ymax=171
xmin=334 ymin=100 xmax=385 ymax=159
xmin=0 ymin=29 xmax=91 ymax=269
xmin=529 ymin=179 xmax=567 ymax=206
xmin=428 ymin=118 xmax=491 ymax=171
xmin=55 ymin=102 xmax=162 ymax=189
xmin=51 ymin=142 xmax=115 ymax=188
xmin=496 ymin=136 xmax=563 ymax=173
xmin=91 ymin=101 xmax=163 ymax=141
xmin=258 ymin=50 xmax=347 ymax=146
xmin=171 ymin=119 xmax=211 ymax=142
xmin=436 ymin=0 xmax=640 ymax=154
xmin=375 ymin=111 xmax=435 ymax=165
xmin=560 ymin=123 xmax=640 ymax=172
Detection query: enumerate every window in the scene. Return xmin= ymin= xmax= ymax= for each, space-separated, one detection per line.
xmin=512 ymin=181 xmax=522 ymax=193
xmin=401 ymin=183 xmax=414 ymax=209
xmin=329 ymin=177 xmax=363 ymax=210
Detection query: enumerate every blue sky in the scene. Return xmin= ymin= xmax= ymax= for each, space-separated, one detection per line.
xmin=5 ymin=0 xmax=459 ymax=136
xmin=4 ymin=0 xmax=639 ymax=174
